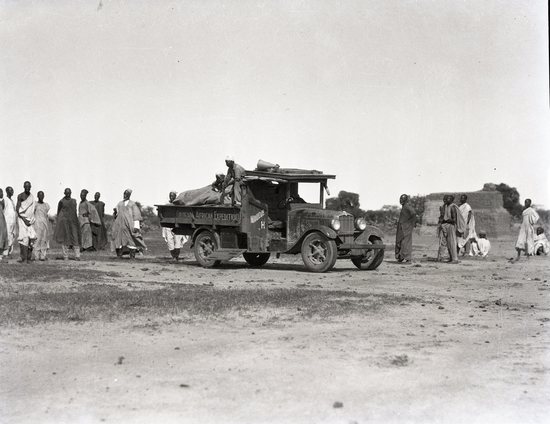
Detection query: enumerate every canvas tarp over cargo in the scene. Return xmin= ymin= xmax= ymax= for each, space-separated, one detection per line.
xmin=173 ymin=186 xmax=231 ymax=206
xmin=422 ymin=191 xmax=511 ymax=237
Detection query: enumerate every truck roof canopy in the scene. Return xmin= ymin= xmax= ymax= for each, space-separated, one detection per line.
xmin=244 ymin=170 xmax=335 ymax=183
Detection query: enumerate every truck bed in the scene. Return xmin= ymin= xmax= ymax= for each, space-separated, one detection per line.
xmin=156 ymin=204 xmax=242 ymax=229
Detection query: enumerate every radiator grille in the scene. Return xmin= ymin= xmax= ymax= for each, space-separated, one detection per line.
xmin=339 ymin=215 xmax=354 ymax=234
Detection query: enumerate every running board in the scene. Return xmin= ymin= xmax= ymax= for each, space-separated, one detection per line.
xmin=208 ymin=249 xmax=246 ymax=261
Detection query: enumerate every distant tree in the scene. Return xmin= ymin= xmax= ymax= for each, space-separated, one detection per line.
xmin=326 ymin=191 xmax=363 ymax=217
xmin=483 ymin=183 xmax=523 ymax=218
xmin=135 ymin=201 xmax=160 ymax=232
xmin=409 ymin=195 xmax=426 ymax=223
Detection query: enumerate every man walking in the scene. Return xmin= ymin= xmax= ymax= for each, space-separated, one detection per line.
xmin=55 ymin=188 xmax=81 ymax=260
xmin=162 ymin=191 xmax=189 ymax=261
xmin=513 ymin=198 xmax=539 ymax=261
xmin=16 ymin=181 xmax=37 ymax=263
xmin=395 ymin=194 xmax=417 ymax=263
xmin=112 ymin=189 xmax=146 ymax=259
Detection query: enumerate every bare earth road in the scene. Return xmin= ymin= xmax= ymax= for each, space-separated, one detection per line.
xmin=0 ymin=235 xmax=549 ymax=423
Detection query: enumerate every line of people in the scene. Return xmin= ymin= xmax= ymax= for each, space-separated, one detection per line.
xmin=0 ymin=182 xmax=147 ymax=263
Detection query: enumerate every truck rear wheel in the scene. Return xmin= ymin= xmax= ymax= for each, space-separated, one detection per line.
xmin=243 ymin=252 xmax=271 ymax=267
xmin=194 ymin=231 xmax=221 ymax=268
xmin=351 ymin=237 xmax=384 ymax=270
xmin=301 ymin=232 xmax=337 ymax=273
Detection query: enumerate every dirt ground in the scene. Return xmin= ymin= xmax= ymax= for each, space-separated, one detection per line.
xmin=0 ymin=233 xmax=549 ymax=424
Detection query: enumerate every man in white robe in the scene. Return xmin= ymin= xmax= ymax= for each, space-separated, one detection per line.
xmin=3 ymin=186 xmax=17 ymax=257
xmin=458 ymin=194 xmax=476 ymax=255
xmin=16 ymin=181 xmax=37 ymax=263
xmin=162 ymin=191 xmax=189 ymax=261
xmin=513 ymin=199 xmax=540 ymax=261
xmin=470 ymin=231 xmax=491 ymax=258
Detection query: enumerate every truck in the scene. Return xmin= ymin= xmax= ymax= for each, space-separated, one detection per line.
xmin=156 ymin=169 xmax=385 ymax=273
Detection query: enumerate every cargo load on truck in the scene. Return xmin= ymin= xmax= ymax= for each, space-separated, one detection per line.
xmin=173 ymin=174 xmax=232 ymax=206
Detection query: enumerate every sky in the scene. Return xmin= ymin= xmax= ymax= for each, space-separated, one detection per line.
xmin=1 ymin=0 xmax=549 ymax=211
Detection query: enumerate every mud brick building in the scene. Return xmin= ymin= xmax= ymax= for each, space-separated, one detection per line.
xmin=422 ymin=191 xmax=512 ymax=238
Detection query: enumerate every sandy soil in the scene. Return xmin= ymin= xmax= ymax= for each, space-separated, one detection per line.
xmin=1 ymin=234 xmax=549 ymax=423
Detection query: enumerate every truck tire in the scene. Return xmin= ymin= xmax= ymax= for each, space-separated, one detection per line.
xmin=301 ymin=232 xmax=337 ymax=273
xmin=243 ymin=252 xmax=271 ymax=267
xmin=194 ymin=231 xmax=221 ymax=268
xmin=351 ymin=237 xmax=384 ymax=270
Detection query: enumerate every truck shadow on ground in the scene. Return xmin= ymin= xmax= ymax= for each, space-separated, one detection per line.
xmin=148 ymin=256 xmax=380 ymax=274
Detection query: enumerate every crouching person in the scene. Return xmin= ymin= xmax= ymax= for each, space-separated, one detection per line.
xmin=163 ymin=191 xmax=189 ymax=261
xmin=534 ymin=227 xmax=549 ymax=256
xmin=470 ymin=231 xmax=491 ymax=258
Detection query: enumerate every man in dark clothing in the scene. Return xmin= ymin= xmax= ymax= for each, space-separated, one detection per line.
xmin=395 ymin=194 xmax=417 ymax=263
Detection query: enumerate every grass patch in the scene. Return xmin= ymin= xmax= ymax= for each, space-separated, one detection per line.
xmin=0 ymin=284 xmax=422 ymax=326
xmin=0 ymin=264 xmax=121 ymax=283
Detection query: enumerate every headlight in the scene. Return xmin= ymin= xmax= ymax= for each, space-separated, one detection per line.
xmin=355 ymin=218 xmax=367 ymax=230
xmin=331 ymin=218 xmax=341 ymax=231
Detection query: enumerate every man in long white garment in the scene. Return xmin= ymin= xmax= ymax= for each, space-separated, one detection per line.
xmin=513 ymin=198 xmax=539 ymax=261
xmin=457 ymin=194 xmax=476 ymax=256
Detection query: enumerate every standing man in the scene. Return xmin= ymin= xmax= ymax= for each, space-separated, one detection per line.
xmin=0 ymin=189 xmax=8 ymax=260
xmin=55 ymin=188 xmax=81 ymax=260
xmin=2 ymin=187 xmax=17 ymax=258
xmin=513 ymin=198 xmax=540 ymax=261
xmin=395 ymin=194 xmax=417 ymax=263
xmin=34 ymin=191 xmax=52 ymax=261
xmin=221 ymin=156 xmax=246 ymax=206
xmin=458 ymin=194 xmax=476 ymax=256
xmin=112 ymin=189 xmax=146 ymax=259
xmin=162 ymin=191 xmax=189 ymax=261
xmin=16 ymin=181 xmax=37 ymax=263
xmin=90 ymin=192 xmax=108 ymax=251
xmin=78 ymin=189 xmax=101 ymax=252
xmin=437 ymin=195 xmax=465 ymax=264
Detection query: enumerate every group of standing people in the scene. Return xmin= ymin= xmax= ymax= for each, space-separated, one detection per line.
xmin=395 ymin=192 xmax=547 ymax=264
xmin=0 ymin=182 xmax=147 ymax=263
xmin=395 ymin=193 xmax=491 ymax=264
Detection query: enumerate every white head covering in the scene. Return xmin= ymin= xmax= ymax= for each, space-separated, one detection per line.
xmin=225 ymin=155 xmax=234 ymax=162
xmin=125 ymin=188 xmax=133 ymax=194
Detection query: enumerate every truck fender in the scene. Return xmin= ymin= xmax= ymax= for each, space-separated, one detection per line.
xmin=355 ymin=225 xmax=385 ymax=244
xmin=287 ymin=225 xmax=337 ymax=253
xmin=191 ymin=227 xmax=221 ymax=248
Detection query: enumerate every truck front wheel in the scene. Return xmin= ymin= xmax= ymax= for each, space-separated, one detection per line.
xmin=301 ymin=232 xmax=337 ymax=273
xmin=194 ymin=231 xmax=221 ymax=268
xmin=351 ymin=237 xmax=384 ymax=270
xmin=243 ymin=252 xmax=271 ymax=267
